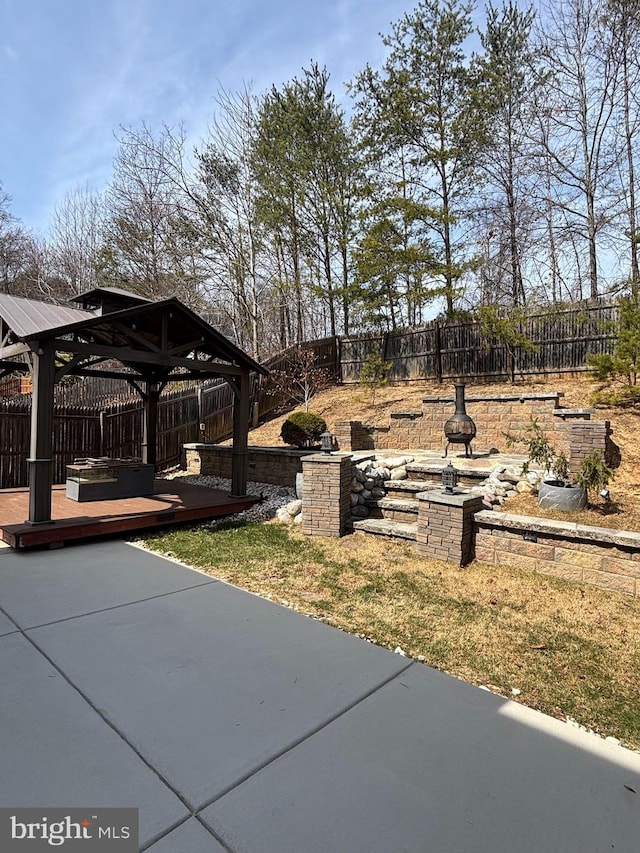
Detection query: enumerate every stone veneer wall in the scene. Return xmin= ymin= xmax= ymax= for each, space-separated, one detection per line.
xmin=334 ymin=393 xmax=613 ymax=474
xmin=336 ymin=393 xmax=568 ymax=454
xmin=183 ymin=444 xmax=313 ymax=487
xmin=475 ymin=511 xmax=640 ymax=597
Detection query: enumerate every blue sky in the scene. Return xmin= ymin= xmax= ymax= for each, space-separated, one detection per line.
xmin=0 ymin=0 xmax=412 ymax=234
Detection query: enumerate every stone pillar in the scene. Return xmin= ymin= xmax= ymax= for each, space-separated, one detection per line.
xmin=568 ymin=420 xmax=610 ymax=476
xmin=417 ymin=490 xmax=483 ymax=567
xmin=301 ymin=453 xmax=353 ymax=538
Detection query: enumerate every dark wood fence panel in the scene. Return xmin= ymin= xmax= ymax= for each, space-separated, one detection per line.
xmin=339 ymin=303 xmax=619 ymax=383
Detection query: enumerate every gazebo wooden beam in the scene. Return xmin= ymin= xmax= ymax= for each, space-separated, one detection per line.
xmin=27 ymin=343 xmax=55 ymax=524
xmin=230 ymin=368 xmax=251 ymax=497
xmin=0 ymin=342 xmax=31 ymax=360
xmin=50 ymin=339 xmax=245 ymax=375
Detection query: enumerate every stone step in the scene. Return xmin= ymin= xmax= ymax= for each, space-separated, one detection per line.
xmin=383 ymin=479 xmax=440 ymax=498
xmin=349 ymin=517 xmax=418 ymax=541
xmin=406 ymin=463 xmax=488 ymax=484
xmin=367 ymin=497 xmax=419 ymax=522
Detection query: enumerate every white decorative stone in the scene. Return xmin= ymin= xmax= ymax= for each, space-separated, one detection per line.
xmin=390 ymin=467 xmax=407 ymax=480
xmin=382 ymin=456 xmax=408 ymax=469
xmin=276 ymin=506 xmax=293 ymax=522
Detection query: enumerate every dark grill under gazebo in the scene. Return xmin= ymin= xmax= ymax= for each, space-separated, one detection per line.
xmin=0 ymin=287 xmax=267 ymax=535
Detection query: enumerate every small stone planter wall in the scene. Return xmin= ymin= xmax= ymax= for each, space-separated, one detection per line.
xmin=336 ymin=392 xmax=568 ymax=454
xmin=334 ymin=392 xmax=612 ymax=476
xmin=475 ymin=511 xmax=640 ymax=597
xmin=183 ymin=444 xmax=313 ymax=487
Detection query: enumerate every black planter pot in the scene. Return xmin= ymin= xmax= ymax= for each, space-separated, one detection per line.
xmin=538 ymin=479 xmax=587 ymax=512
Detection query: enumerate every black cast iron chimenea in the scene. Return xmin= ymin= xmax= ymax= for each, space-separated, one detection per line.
xmin=443 ymin=382 xmax=476 ymax=458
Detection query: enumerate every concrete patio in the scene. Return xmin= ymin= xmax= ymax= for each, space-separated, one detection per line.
xmin=1 ymin=540 xmax=639 ymax=851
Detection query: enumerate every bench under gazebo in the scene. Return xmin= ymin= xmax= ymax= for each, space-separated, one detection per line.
xmin=0 ymin=287 xmax=267 ymax=548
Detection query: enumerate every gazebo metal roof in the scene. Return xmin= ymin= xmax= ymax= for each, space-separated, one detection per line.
xmin=0 ymin=291 xmax=266 ymax=382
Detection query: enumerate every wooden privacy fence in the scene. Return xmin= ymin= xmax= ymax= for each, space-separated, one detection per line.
xmin=339 ymin=303 xmax=619 ymax=383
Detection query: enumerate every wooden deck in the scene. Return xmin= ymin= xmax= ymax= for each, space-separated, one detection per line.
xmin=0 ymin=480 xmax=258 ymax=550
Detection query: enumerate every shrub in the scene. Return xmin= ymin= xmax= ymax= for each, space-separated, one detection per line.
xmin=281 ymin=412 xmax=327 ymax=448
xmin=360 ymin=351 xmax=391 ymax=405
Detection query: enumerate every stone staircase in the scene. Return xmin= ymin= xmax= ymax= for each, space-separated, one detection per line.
xmin=350 ymin=462 xmax=489 ymax=542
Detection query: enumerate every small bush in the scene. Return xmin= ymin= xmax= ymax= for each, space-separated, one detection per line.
xmin=281 ymin=412 xmax=327 ymax=448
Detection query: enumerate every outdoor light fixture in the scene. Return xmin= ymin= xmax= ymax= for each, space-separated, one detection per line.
xmin=441 ymin=461 xmax=459 ymax=494
xmin=600 ymin=488 xmax=610 ymax=501
xmin=321 ymin=430 xmax=334 ymax=455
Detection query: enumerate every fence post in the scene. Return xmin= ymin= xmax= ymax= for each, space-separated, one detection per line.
xmin=434 ymin=323 xmax=443 ymax=383
xmin=197 ymin=386 xmax=204 ymax=437
xmin=99 ymin=411 xmax=106 ymax=456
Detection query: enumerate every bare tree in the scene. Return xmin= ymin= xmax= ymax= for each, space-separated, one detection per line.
xmin=534 ymin=0 xmax=618 ymax=300
xmin=49 ymin=183 xmax=104 ymax=297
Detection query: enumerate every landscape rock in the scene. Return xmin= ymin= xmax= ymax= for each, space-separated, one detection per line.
xmin=390 ymin=467 xmax=407 ymax=480
xmin=276 ymin=506 xmax=294 ymax=523
xmin=351 ymin=505 xmax=369 ymax=518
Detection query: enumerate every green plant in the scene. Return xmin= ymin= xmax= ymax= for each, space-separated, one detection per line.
xmin=505 ymin=418 xmax=568 ymax=482
xmin=588 ymin=296 xmax=640 ymax=405
xmin=577 ymin=450 xmax=613 ymax=497
xmin=360 ymin=351 xmax=392 ymax=405
xmin=477 ymin=304 xmax=539 ymax=383
xmin=280 ymin=411 xmax=327 ymax=448
xmin=506 ymin=421 xmax=613 ymax=502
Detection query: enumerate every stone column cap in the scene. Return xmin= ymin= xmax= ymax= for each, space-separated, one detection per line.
xmin=304 ymin=452 xmax=353 ymax=463
xmin=417 ymin=489 xmax=484 ymax=508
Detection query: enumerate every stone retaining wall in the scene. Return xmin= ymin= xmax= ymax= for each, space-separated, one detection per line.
xmin=475 ymin=511 xmax=640 ymax=597
xmin=183 ymin=444 xmax=312 ymax=487
xmin=336 ymin=393 xmax=568 ymax=454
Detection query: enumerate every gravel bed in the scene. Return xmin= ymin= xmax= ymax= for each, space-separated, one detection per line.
xmin=160 ymin=470 xmax=296 ymax=528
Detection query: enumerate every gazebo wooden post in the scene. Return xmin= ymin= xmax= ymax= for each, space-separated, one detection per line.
xmin=231 ymin=368 xmax=250 ymax=497
xmin=27 ymin=342 xmax=56 ymax=524
xmin=141 ymin=381 xmax=159 ymax=469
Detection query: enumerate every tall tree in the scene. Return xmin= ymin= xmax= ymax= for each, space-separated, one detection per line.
xmin=100 ymin=125 xmax=205 ymax=307
xmin=251 ymin=64 xmax=358 ymax=343
xmin=48 ymin=183 xmax=104 ymax=297
xmin=534 ymin=0 xmax=618 ymax=300
xmin=351 ymin=0 xmax=486 ymax=319
xmin=604 ymin=0 xmax=640 ymax=294
xmin=477 ymin=1 xmax=539 ymax=307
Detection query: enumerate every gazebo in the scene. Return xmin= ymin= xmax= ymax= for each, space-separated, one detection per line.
xmin=0 ymin=287 xmax=267 ymax=526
